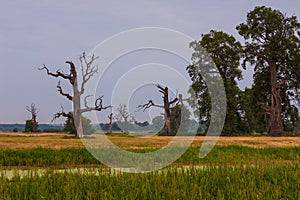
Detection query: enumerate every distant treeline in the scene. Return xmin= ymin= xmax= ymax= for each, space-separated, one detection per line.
xmin=0 ymin=124 xmax=64 ymax=133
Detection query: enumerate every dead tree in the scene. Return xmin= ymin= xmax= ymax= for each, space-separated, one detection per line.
xmin=39 ymin=52 xmax=110 ymax=138
xmin=108 ymin=108 xmax=113 ymax=134
xmin=137 ymin=84 xmax=178 ymax=135
xmin=26 ymin=103 xmax=39 ymax=132
xmin=115 ymin=104 xmax=131 ymax=133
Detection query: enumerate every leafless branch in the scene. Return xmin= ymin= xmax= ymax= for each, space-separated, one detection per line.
xmin=81 ymin=95 xmax=111 ymax=113
xmin=26 ymin=103 xmax=39 ymax=115
xmin=39 ymin=64 xmax=73 ymax=82
xmin=137 ymin=100 xmax=164 ymax=111
xmin=80 ymin=52 xmax=99 ymax=94
xmin=56 ymin=81 xmax=73 ymax=101
xmin=51 ymin=105 xmax=72 ymax=122
xmin=156 ymin=84 xmax=167 ymax=94
xmin=169 ymin=97 xmax=179 ymax=105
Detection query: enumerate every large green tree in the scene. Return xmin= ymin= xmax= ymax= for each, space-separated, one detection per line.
xmin=237 ymin=6 xmax=300 ymax=136
xmin=187 ymin=30 xmax=243 ymax=135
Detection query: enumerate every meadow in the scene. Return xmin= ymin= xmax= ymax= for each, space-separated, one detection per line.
xmin=1 ymin=132 xmax=300 ymax=199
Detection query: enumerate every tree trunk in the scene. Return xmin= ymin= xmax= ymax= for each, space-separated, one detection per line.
xmin=164 ymin=110 xmax=171 ymax=135
xmin=268 ymin=62 xmax=283 ymax=136
xmin=173 ymin=108 xmax=181 ymax=133
xmin=73 ymin=81 xmax=84 ymax=138
xmin=124 ymin=117 xmax=128 ymax=133
xmin=108 ymin=113 xmax=113 ymax=134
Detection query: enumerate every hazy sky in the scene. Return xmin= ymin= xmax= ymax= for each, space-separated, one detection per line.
xmin=0 ymin=0 xmax=299 ymax=123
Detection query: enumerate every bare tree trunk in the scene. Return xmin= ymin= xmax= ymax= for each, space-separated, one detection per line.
xmin=73 ymin=78 xmax=84 ymax=138
xmin=124 ymin=117 xmax=129 ymax=133
xmin=108 ymin=113 xmax=113 ymax=133
xmin=40 ymin=53 xmax=110 ymax=138
xmin=173 ymin=107 xmax=181 ymax=133
xmin=164 ymin=111 xmax=171 ymax=135
xmin=137 ymin=84 xmax=178 ymax=136
xmin=269 ymin=62 xmax=283 ymax=136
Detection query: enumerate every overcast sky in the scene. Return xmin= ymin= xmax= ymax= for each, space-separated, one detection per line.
xmin=0 ymin=0 xmax=299 ymax=123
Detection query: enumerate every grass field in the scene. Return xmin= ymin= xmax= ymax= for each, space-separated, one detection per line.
xmin=1 ymin=132 xmax=300 ymax=199
xmin=1 ymin=132 xmax=300 ymax=149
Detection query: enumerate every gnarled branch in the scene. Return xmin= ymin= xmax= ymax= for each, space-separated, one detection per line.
xmin=51 ymin=105 xmax=72 ymax=122
xmin=81 ymin=95 xmax=111 ymax=113
xmin=137 ymin=100 xmax=164 ymax=111
xmin=57 ymin=81 xmax=73 ymax=101
xmin=39 ymin=64 xmax=73 ymax=82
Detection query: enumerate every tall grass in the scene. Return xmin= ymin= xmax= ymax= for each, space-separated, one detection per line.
xmin=1 ymin=164 xmax=300 ymax=199
xmin=0 ymin=146 xmax=299 ymax=168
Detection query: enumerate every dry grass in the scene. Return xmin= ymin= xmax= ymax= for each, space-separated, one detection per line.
xmin=0 ymin=132 xmax=83 ymax=149
xmin=1 ymin=132 xmax=300 ymax=149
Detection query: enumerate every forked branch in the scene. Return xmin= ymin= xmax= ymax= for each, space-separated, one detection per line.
xmin=81 ymin=95 xmax=111 ymax=113
xmin=39 ymin=64 xmax=75 ymax=84
xmin=137 ymin=100 xmax=164 ymax=111
xmin=52 ymin=105 xmax=72 ymax=122
xmin=80 ymin=52 xmax=99 ymax=94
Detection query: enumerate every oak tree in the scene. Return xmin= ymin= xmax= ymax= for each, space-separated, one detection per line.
xmin=40 ymin=52 xmax=110 ymax=138
xmin=187 ymin=30 xmax=243 ymax=135
xmin=237 ymin=6 xmax=300 ymax=136
xmin=138 ymin=84 xmax=179 ymax=135
xmin=25 ymin=103 xmax=39 ymax=133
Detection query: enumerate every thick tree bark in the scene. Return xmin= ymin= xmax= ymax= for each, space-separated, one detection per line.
xmin=171 ymin=107 xmax=181 ymax=133
xmin=164 ymin=109 xmax=171 ymax=135
xmin=268 ymin=62 xmax=283 ymax=136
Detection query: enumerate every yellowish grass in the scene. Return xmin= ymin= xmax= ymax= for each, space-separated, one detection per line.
xmin=1 ymin=132 xmax=300 ymax=149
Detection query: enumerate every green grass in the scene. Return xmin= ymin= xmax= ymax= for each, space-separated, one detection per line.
xmin=0 ymin=146 xmax=300 ymax=168
xmin=0 ymin=148 xmax=101 ymax=168
xmin=1 ymin=164 xmax=300 ymax=199
xmin=1 ymin=145 xmax=300 ymax=199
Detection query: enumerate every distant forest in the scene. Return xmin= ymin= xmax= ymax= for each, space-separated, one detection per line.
xmin=0 ymin=124 xmax=63 ymax=133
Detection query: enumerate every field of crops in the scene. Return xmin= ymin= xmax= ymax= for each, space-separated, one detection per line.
xmin=1 ymin=133 xmax=300 ymax=199
xmin=1 ymin=164 xmax=300 ymax=199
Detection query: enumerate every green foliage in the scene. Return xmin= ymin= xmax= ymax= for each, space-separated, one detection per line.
xmin=238 ymin=88 xmax=263 ymax=133
xmin=187 ymin=30 xmax=244 ymax=135
xmin=64 ymin=117 xmax=75 ymax=134
xmin=43 ymin=127 xmax=64 ymax=133
xmin=24 ymin=120 xmax=31 ymax=133
xmin=151 ymin=116 xmax=164 ymax=132
xmin=99 ymin=122 xmax=121 ymax=131
xmin=237 ymin=6 xmax=300 ymax=133
xmin=64 ymin=115 xmax=96 ymax=135
xmin=170 ymin=104 xmax=191 ymax=133
xmin=24 ymin=120 xmax=40 ymax=133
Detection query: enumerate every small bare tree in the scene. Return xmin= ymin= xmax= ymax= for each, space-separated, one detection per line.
xmin=115 ymin=104 xmax=133 ymax=133
xmin=137 ymin=84 xmax=179 ymax=135
xmin=26 ymin=103 xmax=39 ymax=133
xmin=39 ymin=52 xmax=110 ymax=138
